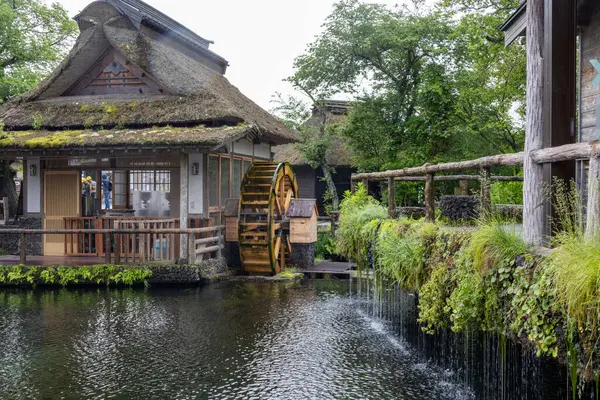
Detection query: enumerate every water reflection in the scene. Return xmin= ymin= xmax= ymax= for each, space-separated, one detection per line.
xmin=0 ymin=283 xmax=472 ymax=399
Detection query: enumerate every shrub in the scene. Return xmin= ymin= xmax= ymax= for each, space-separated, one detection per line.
xmin=468 ymin=220 xmax=527 ymax=275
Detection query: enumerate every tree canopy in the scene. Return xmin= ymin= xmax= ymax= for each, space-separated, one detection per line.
xmin=284 ymin=0 xmax=525 ymax=172
xmin=0 ymin=0 xmax=77 ymax=102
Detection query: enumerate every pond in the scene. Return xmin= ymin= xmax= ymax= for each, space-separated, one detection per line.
xmin=0 ymin=281 xmax=473 ymax=399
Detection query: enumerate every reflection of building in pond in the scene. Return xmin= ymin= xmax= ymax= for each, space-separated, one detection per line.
xmin=0 ymin=0 xmax=296 ymax=261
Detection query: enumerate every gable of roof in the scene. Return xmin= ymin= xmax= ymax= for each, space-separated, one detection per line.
xmin=500 ymin=0 xmax=600 ymax=46
xmin=0 ymin=0 xmax=297 ymax=150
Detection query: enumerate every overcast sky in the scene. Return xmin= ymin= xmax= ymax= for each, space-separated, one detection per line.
xmin=57 ymin=0 xmax=401 ymax=111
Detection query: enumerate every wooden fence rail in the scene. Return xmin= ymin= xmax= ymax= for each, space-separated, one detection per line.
xmin=5 ymin=226 xmax=224 ymax=265
xmin=351 ymin=141 xmax=600 ymax=241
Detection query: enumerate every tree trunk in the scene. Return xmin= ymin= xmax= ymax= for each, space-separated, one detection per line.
xmin=523 ymin=0 xmax=546 ymax=247
xmin=321 ymin=164 xmax=339 ymax=212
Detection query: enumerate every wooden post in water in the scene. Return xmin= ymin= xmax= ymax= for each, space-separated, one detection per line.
xmin=19 ymin=233 xmax=26 ymax=264
xmin=387 ymin=177 xmax=397 ymax=219
xmin=425 ymin=173 xmax=435 ymax=222
xmin=480 ymin=167 xmax=492 ymax=216
xmin=523 ymin=0 xmax=546 ymax=246
xmin=586 ymin=154 xmax=600 ymax=240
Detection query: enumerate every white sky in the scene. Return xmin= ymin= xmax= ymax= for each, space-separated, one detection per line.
xmin=57 ymin=0 xmax=401 ymax=111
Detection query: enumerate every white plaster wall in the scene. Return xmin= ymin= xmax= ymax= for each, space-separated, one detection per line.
xmin=232 ymin=138 xmax=254 ymax=156
xmin=188 ymin=153 xmax=204 ymax=214
xmin=26 ymin=158 xmax=41 ymax=214
xmin=254 ymin=142 xmax=272 ymax=160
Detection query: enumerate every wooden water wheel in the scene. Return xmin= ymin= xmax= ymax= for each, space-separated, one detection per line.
xmin=238 ymin=161 xmax=298 ymax=275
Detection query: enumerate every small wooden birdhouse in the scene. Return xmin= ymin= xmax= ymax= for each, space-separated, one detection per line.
xmin=224 ymin=198 xmax=240 ymax=242
xmin=288 ymin=199 xmax=318 ymax=244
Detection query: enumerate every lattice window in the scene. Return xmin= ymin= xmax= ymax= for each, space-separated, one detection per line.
xmin=87 ymin=60 xmax=147 ymax=90
xmin=129 ymin=170 xmax=171 ymax=207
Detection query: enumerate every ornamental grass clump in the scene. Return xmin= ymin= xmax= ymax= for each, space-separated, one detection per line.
xmin=468 ymin=220 xmax=528 ymax=275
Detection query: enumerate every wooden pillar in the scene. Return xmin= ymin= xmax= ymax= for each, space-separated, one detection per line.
xmin=387 ymin=177 xmax=397 ymax=219
xmin=180 ymin=152 xmax=189 ymax=263
xmin=459 ymin=180 xmax=468 ymax=196
xmin=425 ymin=173 xmax=435 ymax=222
xmin=480 ymin=167 xmax=492 ymax=216
xmin=19 ymin=233 xmax=26 ymax=264
xmin=362 ymin=178 xmax=369 ymax=194
xmin=524 ymin=0 xmax=547 ymax=246
xmin=188 ymin=233 xmax=196 ymax=264
xmin=351 ymin=179 xmax=356 ymax=194
xmin=586 ymin=155 xmax=600 ymax=240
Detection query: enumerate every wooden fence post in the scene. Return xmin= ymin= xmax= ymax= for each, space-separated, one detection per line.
xmin=3 ymin=197 xmax=8 ymax=224
xmin=351 ymin=179 xmax=356 ymax=194
xmin=216 ymin=228 xmax=223 ymax=258
xmin=388 ymin=177 xmax=397 ymax=219
xmin=480 ymin=167 xmax=492 ymax=216
xmin=114 ymin=234 xmax=121 ymax=265
xmin=104 ymin=233 xmax=111 ymax=263
xmin=459 ymin=179 xmax=468 ymax=195
xmin=523 ymin=0 xmax=546 ymax=247
xmin=188 ymin=233 xmax=196 ymax=264
xmin=425 ymin=173 xmax=435 ymax=222
xmin=362 ymin=179 xmax=369 ymax=194
xmin=586 ymin=155 xmax=600 ymax=240
xmin=19 ymin=233 xmax=26 ymax=264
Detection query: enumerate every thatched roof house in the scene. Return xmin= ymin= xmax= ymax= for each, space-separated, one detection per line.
xmin=0 ymin=0 xmax=297 ymax=261
xmin=0 ymin=0 xmax=296 ymax=154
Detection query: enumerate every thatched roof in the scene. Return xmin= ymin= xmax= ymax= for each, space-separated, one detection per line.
xmin=273 ymin=100 xmax=353 ymax=166
xmin=0 ymin=0 xmax=296 ymax=152
xmin=0 ymin=125 xmax=247 ymax=152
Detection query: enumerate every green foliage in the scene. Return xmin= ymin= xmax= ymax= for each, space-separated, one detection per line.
xmin=316 ymin=232 xmax=336 ymax=260
xmin=288 ymin=0 xmax=525 ymax=174
xmin=491 ymin=181 xmax=523 ymax=205
xmin=418 ymin=262 xmax=451 ymax=333
xmin=0 ymin=265 xmax=152 ymax=287
xmin=0 ymin=0 xmax=77 ymax=102
xmin=31 ymin=112 xmax=43 ymax=130
xmin=446 ymin=248 xmax=484 ymax=332
xmin=467 ymin=220 xmax=527 ymax=275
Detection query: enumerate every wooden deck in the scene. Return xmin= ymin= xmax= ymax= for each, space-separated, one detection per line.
xmin=0 ymin=255 xmax=113 ymax=266
xmin=301 ymin=261 xmax=355 ymax=279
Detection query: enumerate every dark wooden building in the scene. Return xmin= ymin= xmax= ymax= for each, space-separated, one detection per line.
xmin=273 ymin=100 xmax=355 ymax=214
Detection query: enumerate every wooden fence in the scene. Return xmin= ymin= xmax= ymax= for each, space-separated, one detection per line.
xmin=351 ymin=141 xmax=600 ymax=242
xmin=6 ymin=226 xmax=224 ymax=265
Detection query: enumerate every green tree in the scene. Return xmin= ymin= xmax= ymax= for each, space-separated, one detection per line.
xmin=0 ymin=0 xmax=77 ymax=214
xmin=288 ymin=0 xmax=525 ymax=174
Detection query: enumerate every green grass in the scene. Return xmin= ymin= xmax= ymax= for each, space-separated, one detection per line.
xmin=468 ymin=220 xmax=527 ymax=275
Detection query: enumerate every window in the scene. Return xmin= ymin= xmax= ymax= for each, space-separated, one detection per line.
xmin=208 ymin=154 xmax=253 ymax=215
xmin=233 ymin=159 xmax=242 ymax=198
xmin=128 ymin=170 xmax=171 ymax=207
xmin=208 ymin=156 xmax=219 ymax=207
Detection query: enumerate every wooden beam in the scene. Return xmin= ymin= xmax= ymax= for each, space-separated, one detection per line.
xmin=386 ymin=175 xmax=523 ymax=182
xmin=352 ymin=153 xmax=523 ymax=181
xmin=425 ymin=173 xmax=435 ymax=222
xmin=531 ymin=141 xmax=599 ymax=163
xmin=524 ymin=0 xmax=546 ymax=247
xmin=180 ymin=152 xmax=189 ymax=263
xmin=586 ymin=155 xmax=600 ymax=240
xmin=387 ymin=177 xmax=397 ymax=219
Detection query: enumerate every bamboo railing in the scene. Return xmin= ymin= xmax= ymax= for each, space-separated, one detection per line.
xmin=351 ymin=141 xmax=600 ymax=241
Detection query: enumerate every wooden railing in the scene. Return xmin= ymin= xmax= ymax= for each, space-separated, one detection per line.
xmin=351 ymin=141 xmax=600 ymax=243
xmin=6 ymin=226 xmax=224 ymax=265
xmin=63 ymin=217 xmax=213 ymax=261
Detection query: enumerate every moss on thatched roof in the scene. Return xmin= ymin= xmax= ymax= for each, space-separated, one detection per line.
xmin=0 ymin=124 xmax=246 ymax=150
xmin=0 ymin=0 xmax=296 ymax=151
